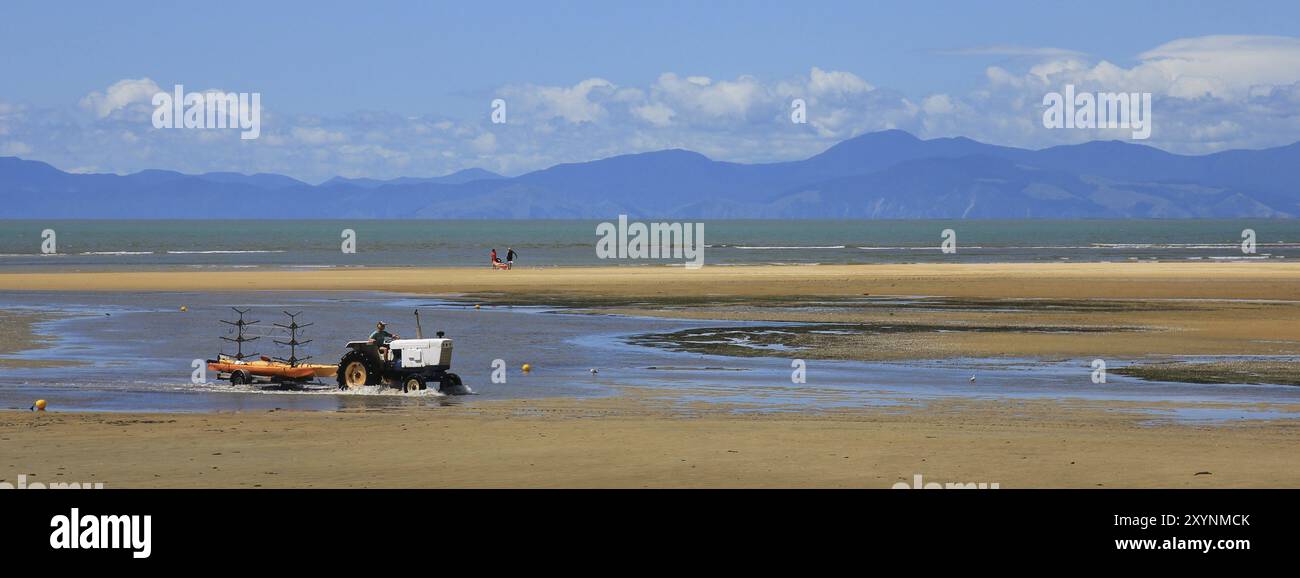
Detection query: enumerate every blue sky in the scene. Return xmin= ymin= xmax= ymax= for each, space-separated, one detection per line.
xmin=2 ymin=0 xmax=1299 ymax=181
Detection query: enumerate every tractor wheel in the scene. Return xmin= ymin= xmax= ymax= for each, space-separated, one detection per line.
xmin=230 ymin=370 xmax=250 ymax=385
xmin=439 ymin=373 xmax=462 ymax=392
xmin=337 ymin=350 xmax=380 ymax=389
xmin=403 ymin=376 xmax=425 ymax=393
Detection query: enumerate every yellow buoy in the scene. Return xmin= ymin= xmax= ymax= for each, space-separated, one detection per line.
xmin=33 ymin=399 xmax=47 ymax=411
xmin=521 ymin=363 xmax=532 ymax=372
xmin=474 ymin=304 xmax=481 ymax=310
xmin=180 ymin=306 xmax=188 ymax=312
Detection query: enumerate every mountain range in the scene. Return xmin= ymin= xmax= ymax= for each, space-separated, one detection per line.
xmin=3 ymin=130 xmax=1298 ymax=218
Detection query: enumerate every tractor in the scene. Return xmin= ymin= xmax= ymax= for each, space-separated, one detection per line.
xmin=335 ymin=311 xmax=464 ymax=393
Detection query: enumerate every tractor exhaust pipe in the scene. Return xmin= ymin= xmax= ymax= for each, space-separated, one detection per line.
xmin=414 ymin=309 xmax=423 ymax=339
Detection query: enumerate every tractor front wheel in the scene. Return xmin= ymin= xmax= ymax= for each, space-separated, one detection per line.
xmin=230 ymin=370 xmax=250 ymax=385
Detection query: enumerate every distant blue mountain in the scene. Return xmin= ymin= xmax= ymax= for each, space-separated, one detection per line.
xmin=2 ymin=131 xmax=1298 ymax=218
xmin=322 ymin=168 xmax=503 ymax=189
xmin=196 ymin=172 xmax=310 ymax=189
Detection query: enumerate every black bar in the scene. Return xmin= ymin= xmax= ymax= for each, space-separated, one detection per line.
xmin=1 ymin=490 xmax=1283 ymax=566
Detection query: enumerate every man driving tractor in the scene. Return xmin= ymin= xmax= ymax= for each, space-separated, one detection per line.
xmin=335 ymin=312 xmax=462 ymax=392
xmin=369 ymin=321 xmax=398 ymax=354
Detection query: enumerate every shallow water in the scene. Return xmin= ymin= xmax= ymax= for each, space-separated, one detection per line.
xmin=2 ymin=219 xmax=1297 ymax=270
xmin=2 ymin=290 xmax=1300 ymax=422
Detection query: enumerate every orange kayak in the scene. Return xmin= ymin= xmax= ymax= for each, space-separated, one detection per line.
xmin=208 ymin=360 xmax=317 ymax=380
xmin=303 ymin=364 xmax=337 ymax=378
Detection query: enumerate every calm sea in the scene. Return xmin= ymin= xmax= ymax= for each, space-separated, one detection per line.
xmin=1 ymin=219 xmax=1297 ymax=270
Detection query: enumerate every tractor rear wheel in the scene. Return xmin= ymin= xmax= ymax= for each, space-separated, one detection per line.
xmin=403 ymin=376 xmax=425 ymax=393
xmin=439 ymin=373 xmax=462 ymax=392
xmin=337 ymin=349 xmax=380 ymax=389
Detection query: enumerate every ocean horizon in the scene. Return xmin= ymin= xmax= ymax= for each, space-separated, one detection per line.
xmin=2 ymin=218 xmax=1295 ymax=270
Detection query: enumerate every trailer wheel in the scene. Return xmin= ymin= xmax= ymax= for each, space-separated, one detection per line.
xmin=230 ymin=370 xmax=250 ymax=385
xmin=337 ymin=350 xmax=380 ymax=389
xmin=403 ymin=376 xmax=425 ymax=393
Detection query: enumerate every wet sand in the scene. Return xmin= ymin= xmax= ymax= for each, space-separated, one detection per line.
xmin=4 ymin=263 xmax=1299 ymax=488
xmin=4 ymin=263 xmax=1299 ymax=362
xmin=610 ymin=296 xmax=1300 ymax=362
xmin=3 ymin=391 xmax=1298 ymax=488
xmin=0 ymin=310 xmax=73 ymax=369
xmin=1114 ymin=360 xmax=1300 ymax=386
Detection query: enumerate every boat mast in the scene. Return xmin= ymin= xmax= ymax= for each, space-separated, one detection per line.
xmin=272 ymin=310 xmax=313 ymax=367
xmin=219 ymin=307 xmax=260 ymax=361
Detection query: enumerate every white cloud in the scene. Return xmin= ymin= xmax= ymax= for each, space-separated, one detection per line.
xmin=652 ymin=73 xmax=765 ymax=119
xmin=998 ymin=35 xmax=1300 ymax=101
xmin=500 ymin=78 xmax=614 ymax=124
xmin=79 ymin=78 xmax=161 ymax=118
xmin=1137 ymin=35 xmax=1300 ymax=98
xmin=807 ymin=67 xmax=873 ymax=96
xmin=10 ymin=37 xmax=1300 ymax=180
xmin=922 ymin=94 xmax=955 ymax=115
xmin=920 ymin=35 xmax=1300 ymax=152
xmin=631 ymin=102 xmax=675 ymax=126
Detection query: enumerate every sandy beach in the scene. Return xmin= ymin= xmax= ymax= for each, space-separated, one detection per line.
xmin=5 ymin=262 xmax=1300 ymax=300
xmin=4 ymin=391 xmax=1298 ymax=488
xmin=3 ymin=262 xmax=1300 ymax=488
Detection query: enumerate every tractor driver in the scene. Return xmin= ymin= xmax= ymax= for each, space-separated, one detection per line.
xmin=369 ymin=321 xmax=398 ymax=353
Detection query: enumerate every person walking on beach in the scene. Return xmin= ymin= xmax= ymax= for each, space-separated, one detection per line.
xmin=506 ymin=247 xmax=517 ymax=265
